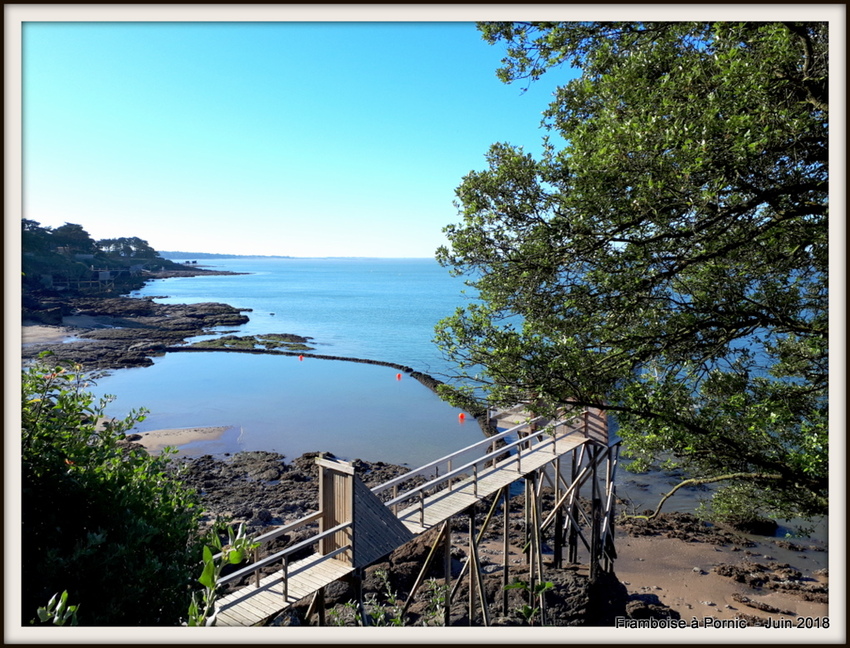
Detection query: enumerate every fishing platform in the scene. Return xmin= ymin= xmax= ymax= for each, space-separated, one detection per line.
xmin=213 ymin=405 xmax=621 ymax=626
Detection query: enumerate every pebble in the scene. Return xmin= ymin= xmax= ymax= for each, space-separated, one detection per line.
xmin=700 ymin=601 xmax=716 ymax=606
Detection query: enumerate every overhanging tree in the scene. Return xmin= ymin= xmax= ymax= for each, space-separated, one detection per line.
xmin=435 ymin=22 xmax=828 ymax=527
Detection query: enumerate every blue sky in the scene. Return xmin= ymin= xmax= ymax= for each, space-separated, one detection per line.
xmin=22 ymin=20 xmax=575 ymax=258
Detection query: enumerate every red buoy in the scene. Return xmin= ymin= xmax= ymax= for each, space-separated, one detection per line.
xmin=396 ymin=373 xmax=402 ymax=380
xmin=298 ymin=355 xmax=304 ymax=361
xmin=458 ymin=412 xmax=466 ymax=423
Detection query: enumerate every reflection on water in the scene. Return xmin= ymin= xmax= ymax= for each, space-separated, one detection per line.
xmin=89 ymin=350 xmax=484 ymax=467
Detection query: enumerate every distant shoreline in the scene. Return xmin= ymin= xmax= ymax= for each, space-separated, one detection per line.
xmin=159 ymin=252 xmax=437 ymax=261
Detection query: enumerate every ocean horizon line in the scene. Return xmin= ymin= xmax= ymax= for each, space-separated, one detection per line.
xmin=159 ymin=252 xmax=439 ymax=261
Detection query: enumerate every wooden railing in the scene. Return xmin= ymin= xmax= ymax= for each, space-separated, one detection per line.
xmin=372 ymin=413 xmax=587 ymax=526
xmin=214 ymin=406 xmax=602 ymax=596
xmin=216 ymin=511 xmax=351 ymax=598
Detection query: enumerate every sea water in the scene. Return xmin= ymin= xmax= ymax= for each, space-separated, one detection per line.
xmin=90 ymin=257 xmax=484 ymax=466
xmin=87 ymin=257 xmax=829 ymax=549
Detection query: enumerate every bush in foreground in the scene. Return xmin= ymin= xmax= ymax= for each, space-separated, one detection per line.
xmin=21 ymin=358 xmax=203 ymax=625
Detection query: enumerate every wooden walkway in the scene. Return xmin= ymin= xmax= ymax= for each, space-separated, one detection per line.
xmin=213 ymin=407 xmax=608 ymax=626
xmin=393 ymin=433 xmax=588 ymax=534
xmin=216 ymin=552 xmax=353 ymax=626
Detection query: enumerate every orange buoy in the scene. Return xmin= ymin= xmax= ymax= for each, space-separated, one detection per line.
xmin=458 ymin=412 xmax=466 ymax=423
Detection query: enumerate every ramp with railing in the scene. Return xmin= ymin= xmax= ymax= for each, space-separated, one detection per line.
xmin=213 ymin=406 xmax=615 ymax=626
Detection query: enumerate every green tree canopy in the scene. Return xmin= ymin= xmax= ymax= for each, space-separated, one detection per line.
xmin=436 ymin=22 xmax=828 ymax=526
xmin=51 ymin=222 xmax=98 ymax=254
xmin=21 ymin=359 xmax=203 ymax=625
xmin=97 ymin=236 xmax=161 ymax=259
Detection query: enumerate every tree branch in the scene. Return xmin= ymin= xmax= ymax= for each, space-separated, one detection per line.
xmin=621 ymin=472 xmax=783 ymax=521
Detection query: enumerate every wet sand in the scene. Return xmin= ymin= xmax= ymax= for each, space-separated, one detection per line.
xmin=614 ymin=534 xmax=829 ymax=624
xmin=21 ymin=324 xmax=79 ymax=344
xmin=134 ymin=425 xmax=234 ymax=454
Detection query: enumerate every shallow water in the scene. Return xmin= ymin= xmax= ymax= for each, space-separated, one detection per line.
xmin=94 ymin=257 xmax=828 ymax=551
xmin=92 ymin=350 xmax=483 ymax=467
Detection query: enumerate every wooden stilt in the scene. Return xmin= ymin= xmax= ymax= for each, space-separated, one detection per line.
xmin=554 ymin=456 xmax=563 ymax=568
xmin=444 ymin=518 xmax=452 ymax=626
xmin=468 ymin=505 xmax=476 ymax=625
xmin=525 ymin=476 xmax=534 ymax=584
xmin=305 ymin=588 xmax=326 ymax=626
xmin=523 ymin=476 xmax=530 ymax=567
xmin=502 ymin=486 xmax=510 ymax=616
xmin=449 ymin=493 xmax=502 ymax=603
xmin=568 ymin=449 xmax=579 ymax=564
xmin=402 ymin=521 xmax=450 ymax=617
xmin=469 ymin=514 xmax=491 ymax=627
xmin=590 ymin=446 xmax=601 ymax=583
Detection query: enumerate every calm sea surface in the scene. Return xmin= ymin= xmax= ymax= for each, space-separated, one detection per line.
xmin=90 ymin=257 xmax=483 ymax=466
xmin=87 ymin=257 xmax=827 ymax=550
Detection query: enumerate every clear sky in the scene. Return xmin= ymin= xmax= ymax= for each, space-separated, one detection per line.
xmin=22 ymin=20 xmax=575 ymax=258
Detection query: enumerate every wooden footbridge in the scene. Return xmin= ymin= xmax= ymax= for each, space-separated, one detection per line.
xmin=213 ymin=405 xmax=621 ymax=626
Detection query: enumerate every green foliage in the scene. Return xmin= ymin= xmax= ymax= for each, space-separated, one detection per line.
xmin=33 ymin=591 xmax=80 ymax=626
xmin=186 ymin=522 xmax=259 ymax=626
xmin=21 ymin=358 xmax=204 ymax=625
xmin=21 ymin=218 xmax=188 ymax=295
xmin=437 ymin=22 xmax=828 ymax=525
xmin=504 ymin=578 xmax=554 ymax=625
xmin=363 ymin=569 xmax=405 ymax=626
xmin=420 ymin=578 xmax=449 ymax=626
xmin=96 ymin=236 xmax=160 ymax=259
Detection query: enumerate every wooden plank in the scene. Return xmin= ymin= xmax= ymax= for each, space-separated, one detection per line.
xmin=216 ymin=603 xmax=263 ymax=627
xmin=215 ymin=551 xmax=354 ymax=626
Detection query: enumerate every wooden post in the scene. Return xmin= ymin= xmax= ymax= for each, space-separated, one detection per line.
xmin=526 ymin=476 xmax=535 ymax=594
xmin=444 ymin=518 xmax=452 ymax=627
xmin=316 ymin=587 xmax=326 ymax=626
xmin=568 ymin=449 xmax=579 ymax=564
xmin=523 ymin=477 xmax=531 ymax=567
xmin=554 ymin=456 xmax=563 ymax=568
xmin=354 ymin=568 xmax=369 ymax=626
xmin=305 ymin=588 xmax=326 ymax=626
xmin=316 ymin=455 xmax=354 ymax=564
xmin=502 ymin=486 xmax=510 ymax=616
xmin=402 ymin=522 xmax=450 ymax=617
xmin=590 ymin=497 xmax=602 ymax=583
xmin=589 ymin=446 xmax=601 ymax=583
xmin=530 ymin=472 xmax=547 ymax=626
xmin=468 ymin=505 xmax=476 ymax=625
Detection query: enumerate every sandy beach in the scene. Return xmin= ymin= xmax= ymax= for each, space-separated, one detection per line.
xmin=21 ymin=324 xmax=80 ymax=344
xmin=133 ymin=425 xmax=235 ymax=455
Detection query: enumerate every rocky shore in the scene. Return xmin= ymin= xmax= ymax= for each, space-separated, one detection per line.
xmin=164 ymin=449 xmax=828 ymax=628
xmin=20 ymin=274 xmax=830 ymax=630
xmin=22 ymin=295 xmax=252 ymax=370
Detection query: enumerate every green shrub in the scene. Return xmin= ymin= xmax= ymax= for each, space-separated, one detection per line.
xmin=21 ymin=357 xmax=203 ymax=625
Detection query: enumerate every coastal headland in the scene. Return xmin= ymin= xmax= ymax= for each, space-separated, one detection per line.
xmin=20 ymin=268 xmax=829 ymax=629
